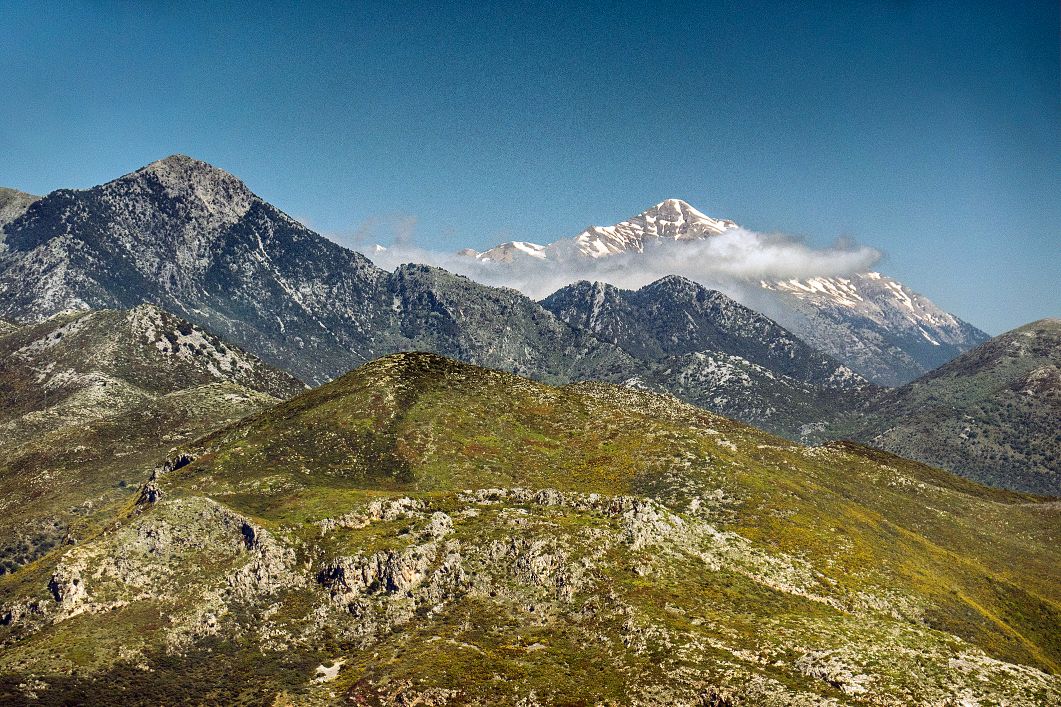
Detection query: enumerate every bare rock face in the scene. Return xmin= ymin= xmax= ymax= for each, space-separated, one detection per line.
xmin=322 ymin=546 xmax=437 ymax=598
xmin=21 ymin=497 xmax=303 ymax=633
xmin=46 ymin=564 xmax=87 ymax=616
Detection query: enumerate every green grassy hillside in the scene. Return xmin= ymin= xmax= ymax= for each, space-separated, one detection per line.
xmin=0 ymin=307 xmax=304 ymax=576
xmin=1 ymin=353 xmax=1058 ymax=705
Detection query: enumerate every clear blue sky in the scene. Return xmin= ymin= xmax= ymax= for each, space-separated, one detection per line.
xmin=1 ymin=1 xmax=1057 ymax=334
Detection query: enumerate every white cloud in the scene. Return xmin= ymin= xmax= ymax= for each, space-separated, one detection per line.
xmin=363 ymin=226 xmax=882 ymax=300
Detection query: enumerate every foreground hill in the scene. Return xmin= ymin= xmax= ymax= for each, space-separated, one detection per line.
xmin=542 ymin=277 xmax=870 ymax=438
xmin=1 ymin=353 xmax=1057 ymax=704
xmin=0 ymin=305 xmax=305 ymax=575
xmin=842 ymin=318 xmax=1061 ymax=495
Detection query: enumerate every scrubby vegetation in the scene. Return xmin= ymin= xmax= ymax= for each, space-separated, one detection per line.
xmin=838 ymin=318 xmax=1061 ymax=495
xmin=1 ymin=352 xmax=1057 ymax=704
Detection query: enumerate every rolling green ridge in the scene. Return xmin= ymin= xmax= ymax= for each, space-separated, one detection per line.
xmin=1 ymin=352 xmax=1057 ymax=705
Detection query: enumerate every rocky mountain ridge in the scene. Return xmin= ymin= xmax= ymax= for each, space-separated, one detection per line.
xmin=755 ymin=272 xmax=991 ymax=385
xmin=541 ymin=276 xmax=871 ymax=437
xmin=463 ymin=198 xmax=989 ymax=385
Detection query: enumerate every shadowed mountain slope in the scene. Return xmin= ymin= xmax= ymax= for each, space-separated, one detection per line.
xmin=840 ymin=318 xmax=1061 ymax=495
xmin=542 ymin=277 xmax=872 ymax=437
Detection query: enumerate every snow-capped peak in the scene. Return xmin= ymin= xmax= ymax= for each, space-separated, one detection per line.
xmin=461 ymin=199 xmax=739 ymax=263
xmin=472 ymin=240 xmax=548 ymax=263
xmin=644 ymin=198 xmax=716 ymax=225
xmin=569 ymin=199 xmax=737 ymax=258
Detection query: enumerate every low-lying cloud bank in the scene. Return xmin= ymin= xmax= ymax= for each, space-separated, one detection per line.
xmin=362 ymin=227 xmax=882 ymax=300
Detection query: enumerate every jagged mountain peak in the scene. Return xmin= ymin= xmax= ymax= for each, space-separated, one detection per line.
xmin=559 ymin=279 xmax=621 ymax=295
xmin=571 ymin=199 xmax=737 ymax=258
xmin=470 ymin=240 xmax=547 ymax=262
xmin=641 ymin=198 xmax=717 ymax=224
xmin=470 ymin=199 xmax=737 ymax=263
xmin=615 ymin=198 xmax=736 ymax=232
xmin=117 ymin=154 xmax=256 ymax=222
xmin=545 ymin=276 xmax=741 ymax=323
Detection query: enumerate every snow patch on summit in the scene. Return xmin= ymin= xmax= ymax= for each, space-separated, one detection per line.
xmin=469 ymin=199 xmax=737 ymax=264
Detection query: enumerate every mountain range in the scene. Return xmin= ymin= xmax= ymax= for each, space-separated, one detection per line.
xmin=0 ymin=155 xmax=1057 ymax=705
xmin=0 ymin=156 xmax=867 ymax=439
xmin=0 ymin=157 xmax=1053 ymax=465
xmin=464 ymin=198 xmax=990 ymax=386
xmin=0 ymin=155 xmax=1047 ymax=474
xmin=0 ymin=156 xmax=637 ymax=387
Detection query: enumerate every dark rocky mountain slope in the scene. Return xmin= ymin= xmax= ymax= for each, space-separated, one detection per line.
xmin=839 ymin=318 xmax=1061 ymax=495
xmin=543 ymin=277 xmax=873 ymax=436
